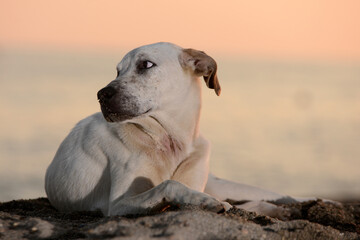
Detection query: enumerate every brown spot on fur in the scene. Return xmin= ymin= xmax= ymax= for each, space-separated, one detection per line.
xmin=149 ymin=115 xmax=184 ymax=156
xmin=168 ymin=135 xmax=183 ymax=155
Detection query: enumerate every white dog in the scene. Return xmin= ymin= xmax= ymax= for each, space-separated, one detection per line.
xmin=45 ymin=42 xmax=314 ymax=217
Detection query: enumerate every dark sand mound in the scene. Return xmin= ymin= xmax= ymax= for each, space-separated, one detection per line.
xmin=0 ymin=198 xmax=359 ymax=239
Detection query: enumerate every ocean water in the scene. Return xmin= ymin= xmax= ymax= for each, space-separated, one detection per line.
xmin=0 ymin=49 xmax=359 ymax=202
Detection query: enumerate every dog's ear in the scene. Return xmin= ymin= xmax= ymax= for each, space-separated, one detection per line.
xmin=179 ymin=48 xmax=221 ymax=96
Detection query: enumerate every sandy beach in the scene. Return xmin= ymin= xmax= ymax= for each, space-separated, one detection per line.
xmin=0 ymin=198 xmax=359 ymax=239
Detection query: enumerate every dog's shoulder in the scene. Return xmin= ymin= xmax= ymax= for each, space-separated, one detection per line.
xmin=55 ymin=112 xmax=133 ymax=165
xmin=70 ymin=112 xmax=108 ymax=137
xmin=64 ymin=112 xmax=123 ymax=151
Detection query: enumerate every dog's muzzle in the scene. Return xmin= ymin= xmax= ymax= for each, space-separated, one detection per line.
xmin=97 ymin=86 xmax=141 ymax=122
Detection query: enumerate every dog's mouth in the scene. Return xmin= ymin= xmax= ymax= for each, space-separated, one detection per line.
xmin=99 ymin=102 xmax=152 ymax=123
xmin=102 ymin=112 xmax=135 ymax=122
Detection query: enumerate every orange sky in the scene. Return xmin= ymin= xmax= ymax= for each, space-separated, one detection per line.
xmin=1 ymin=0 xmax=360 ymax=60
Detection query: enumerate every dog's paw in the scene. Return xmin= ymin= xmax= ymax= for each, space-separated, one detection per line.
xmin=199 ymin=198 xmax=227 ymax=213
xmin=235 ymin=200 xmax=291 ymax=220
xmin=221 ymin=201 xmax=233 ymax=211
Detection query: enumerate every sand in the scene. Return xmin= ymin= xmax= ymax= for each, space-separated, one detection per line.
xmin=0 ymin=198 xmax=359 ymax=239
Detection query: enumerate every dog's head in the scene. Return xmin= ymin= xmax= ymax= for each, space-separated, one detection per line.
xmin=97 ymin=42 xmax=221 ymax=122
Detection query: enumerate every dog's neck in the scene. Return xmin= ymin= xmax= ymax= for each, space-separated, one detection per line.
xmin=114 ymin=79 xmax=202 ymax=159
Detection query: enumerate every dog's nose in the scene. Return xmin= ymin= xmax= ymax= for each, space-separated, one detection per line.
xmin=97 ymin=86 xmax=116 ymax=101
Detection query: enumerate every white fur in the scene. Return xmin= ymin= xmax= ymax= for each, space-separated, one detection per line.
xmin=45 ymin=42 xmax=319 ymax=217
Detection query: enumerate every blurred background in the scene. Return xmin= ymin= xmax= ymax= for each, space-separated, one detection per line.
xmin=0 ymin=0 xmax=359 ymax=202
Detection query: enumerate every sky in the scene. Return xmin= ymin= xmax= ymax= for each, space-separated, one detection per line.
xmin=1 ymin=0 xmax=360 ymax=60
xmin=0 ymin=0 xmax=360 ymax=200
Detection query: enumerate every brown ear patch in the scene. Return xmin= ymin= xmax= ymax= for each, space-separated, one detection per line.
xmin=180 ymin=48 xmax=221 ymax=96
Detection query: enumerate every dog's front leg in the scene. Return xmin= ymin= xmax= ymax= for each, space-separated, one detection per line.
xmin=171 ymin=135 xmax=210 ymax=192
xmin=108 ymin=180 xmax=225 ymax=216
xmin=170 ymin=136 xmax=232 ymax=211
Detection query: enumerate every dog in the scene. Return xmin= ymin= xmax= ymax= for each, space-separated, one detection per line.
xmin=45 ymin=42 xmax=318 ymax=217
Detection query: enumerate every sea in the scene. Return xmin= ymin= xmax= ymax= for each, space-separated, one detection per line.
xmin=0 ymin=48 xmax=359 ymax=202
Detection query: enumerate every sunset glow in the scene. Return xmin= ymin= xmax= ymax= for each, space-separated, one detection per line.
xmin=1 ymin=0 xmax=360 ymax=60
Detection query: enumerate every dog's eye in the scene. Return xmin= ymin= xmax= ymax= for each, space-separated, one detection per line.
xmin=145 ymin=61 xmax=154 ymax=69
xmin=136 ymin=60 xmax=156 ymax=74
xmin=140 ymin=60 xmax=156 ymax=69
